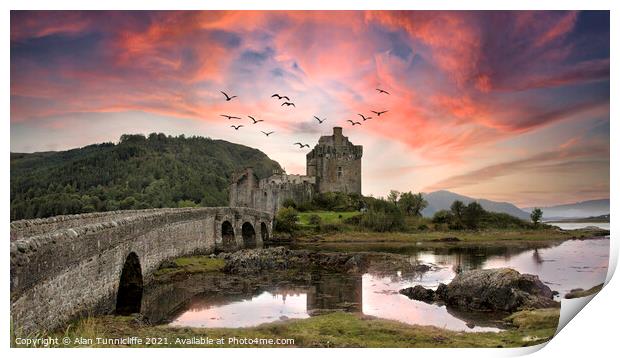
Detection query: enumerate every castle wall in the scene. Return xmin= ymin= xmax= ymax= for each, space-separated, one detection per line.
xmin=229 ymin=169 xmax=316 ymax=213
xmin=255 ymin=174 xmax=316 ymax=213
xmin=229 ymin=127 xmax=362 ymax=213
xmin=306 ymin=127 xmax=363 ymax=194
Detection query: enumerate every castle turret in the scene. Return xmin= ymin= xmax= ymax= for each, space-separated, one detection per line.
xmin=306 ymin=127 xmax=363 ymax=194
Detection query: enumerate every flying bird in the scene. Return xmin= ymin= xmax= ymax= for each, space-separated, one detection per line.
xmin=358 ymin=113 xmax=372 ymax=121
xmin=281 ymin=102 xmax=296 ymax=107
xmin=371 ymin=110 xmax=389 ymax=116
xmin=221 ymin=114 xmax=241 ymax=120
xmin=248 ymin=116 xmax=264 ymax=124
xmin=347 ymin=120 xmax=362 ymax=126
xmin=231 ymin=125 xmax=243 ymax=130
xmin=314 ymin=116 xmax=326 ymax=124
xmin=271 ymin=94 xmax=290 ymax=101
xmin=376 ymin=88 xmax=390 ymax=95
xmin=294 ymin=142 xmax=310 ymax=148
xmin=220 ymin=91 xmax=237 ymax=101
xmin=261 ymin=131 xmax=275 ymax=136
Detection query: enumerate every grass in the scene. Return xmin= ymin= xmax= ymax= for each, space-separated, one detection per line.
xmin=296 ymin=227 xmax=608 ymax=244
xmin=153 ymin=256 xmax=225 ymax=281
xmin=21 ymin=310 xmax=559 ymax=348
xmin=564 ymin=283 xmax=604 ymax=299
xmin=297 ymin=211 xmax=358 ymax=227
xmin=505 ymin=309 xmax=560 ymax=330
xmin=288 ymin=211 xmax=609 ymax=244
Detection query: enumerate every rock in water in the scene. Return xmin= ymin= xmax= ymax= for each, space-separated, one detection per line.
xmin=435 ymin=283 xmax=449 ymax=301
xmin=400 ymin=268 xmax=558 ymax=312
xmin=445 ymin=268 xmax=557 ymax=312
xmin=399 ymin=285 xmax=436 ymax=301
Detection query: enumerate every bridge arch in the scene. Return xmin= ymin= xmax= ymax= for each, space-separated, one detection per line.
xmin=116 ymin=252 xmax=143 ymax=315
xmin=10 ymin=207 xmax=273 ymax=334
xmin=221 ymin=220 xmax=235 ymax=249
xmin=242 ymin=222 xmax=257 ymax=248
xmin=260 ymin=222 xmax=269 ymax=241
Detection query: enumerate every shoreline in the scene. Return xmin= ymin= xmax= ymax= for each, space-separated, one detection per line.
xmin=282 ymin=227 xmax=610 ymax=245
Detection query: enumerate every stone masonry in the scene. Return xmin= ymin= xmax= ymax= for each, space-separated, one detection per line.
xmin=229 ymin=127 xmax=363 ymax=213
xmin=10 ymin=207 xmax=273 ymax=334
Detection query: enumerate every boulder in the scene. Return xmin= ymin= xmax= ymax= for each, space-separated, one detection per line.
xmin=399 ymin=285 xmax=436 ymax=301
xmin=435 ymin=283 xmax=449 ymax=301
xmin=400 ymin=268 xmax=559 ymax=312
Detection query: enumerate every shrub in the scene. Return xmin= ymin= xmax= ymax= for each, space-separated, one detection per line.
xmin=308 ymin=214 xmax=322 ymax=225
xmin=281 ymin=198 xmax=297 ymax=209
xmin=343 ymin=214 xmax=362 ymax=225
xmin=358 ymin=204 xmax=405 ymax=232
xmin=311 ymin=192 xmax=363 ymax=211
xmin=275 ymin=207 xmax=299 ymax=233
xmin=296 ymin=201 xmax=315 ymax=212
xmin=177 ymin=199 xmax=198 ymax=208
xmin=432 ymin=210 xmax=453 ymax=224
xmin=318 ymin=222 xmax=345 ymax=233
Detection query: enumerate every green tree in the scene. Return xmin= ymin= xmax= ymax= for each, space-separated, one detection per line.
xmin=386 ymin=190 xmax=401 ymax=204
xmin=10 ymin=133 xmax=283 ymax=220
xmin=119 ymin=196 xmax=136 ymax=210
xmin=463 ymin=202 xmax=485 ymax=229
xmin=398 ymin=191 xmax=428 ymax=216
xmin=274 ymin=207 xmax=299 ymax=234
xmin=531 ymin=208 xmax=543 ymax=226
xmin=177 ymin=200 xmax=198 ymax=208
xmin=432 ymin=210 xmax=453 ymax=224
xmin=450 ymin=200 xmax=466 ymax=221
xmin=281 ymin=198 xmax=297 ymax=209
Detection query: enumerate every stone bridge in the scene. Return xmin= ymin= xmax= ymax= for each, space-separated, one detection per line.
xmin=10 ymin=207 xmax=273 ymax=335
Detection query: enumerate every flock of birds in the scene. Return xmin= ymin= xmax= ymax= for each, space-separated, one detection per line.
xmin=218 ymin=88 xmax=390 ymax=150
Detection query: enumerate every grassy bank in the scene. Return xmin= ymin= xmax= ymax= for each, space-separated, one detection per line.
xmin=564 ymin=283 xmax=604 ymax=299
xmin=286 ymin=211 xmax=608 ymax=243
xmin=19 ymin=309 xmax=558 ymax=348
xmin=153 ymin=256 xmax=225 ymax=281
xmin=296 ymin=227 xmax=608 ymax=243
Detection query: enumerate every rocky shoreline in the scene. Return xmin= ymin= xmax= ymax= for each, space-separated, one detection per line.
xmin=218 ymin=246 xmax=434 ymax=275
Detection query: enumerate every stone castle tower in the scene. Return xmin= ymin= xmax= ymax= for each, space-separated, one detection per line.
xmin=230 ymin=127 xmax=363 ymax=213
xmin=306 ymin=127 xmax=363 ymax=194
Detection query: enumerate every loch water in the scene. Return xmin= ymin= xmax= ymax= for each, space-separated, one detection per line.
xmin=142 ymin=236 xmax=609 ymax=332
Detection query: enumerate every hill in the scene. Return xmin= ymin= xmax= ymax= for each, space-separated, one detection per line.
xmin=421 ymin=190 xmax=530 ymax=220
xmin=523 ymin=199 xmax=610 ymax=220
xmin=10 ymin=133 xmax=282 ymax=220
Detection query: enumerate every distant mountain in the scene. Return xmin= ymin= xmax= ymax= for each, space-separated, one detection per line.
xmin=523 ymin=199 xmax=610 ymax=220
xmin=421 ymin=190 xmax=530 ymax=220
xmin=10 ymin=133 xmax=282 ymax=220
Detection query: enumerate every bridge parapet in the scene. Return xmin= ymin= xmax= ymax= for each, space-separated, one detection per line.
xmin=10 ymin=207 xmax=273 ymax=335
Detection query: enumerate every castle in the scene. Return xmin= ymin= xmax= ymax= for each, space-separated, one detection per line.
xmin=229 ymin=127 xmax=363 ymax=213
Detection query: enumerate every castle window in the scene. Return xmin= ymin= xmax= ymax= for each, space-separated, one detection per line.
xmin=337 ymin=166 xmax=343 ymax=178
xmin=264 ymin=191 xmax=267 ymax=197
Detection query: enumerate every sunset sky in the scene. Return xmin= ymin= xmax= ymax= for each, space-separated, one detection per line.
xmin=10 ymin=10 xmax=610 ymax=207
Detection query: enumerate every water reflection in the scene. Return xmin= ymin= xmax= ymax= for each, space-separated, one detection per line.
xmin=170 ymin=291 xmax=310 ymax=328
xmin=547 ymin=222 xmax=609 ymax=230
xmin=142 ymin=238 xmax=608 ymax=332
